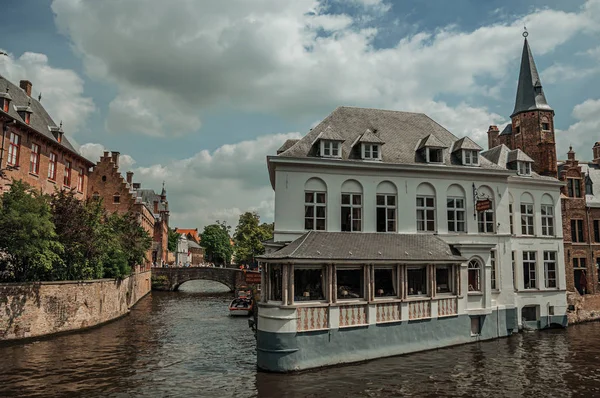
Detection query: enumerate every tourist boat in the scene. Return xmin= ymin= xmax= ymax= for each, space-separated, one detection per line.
xmin=229 ymin=297 xmax=253 ymax=316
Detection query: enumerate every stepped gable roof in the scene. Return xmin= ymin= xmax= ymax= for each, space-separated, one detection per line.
xmin=258 ymin=231 xmax=466 ymax=263
xmin=277 ymin=139 xmax=300 ymax=154
xmin=357 ymin=129 xmax=385 ymax=144
xmin=512 ymin=38 xmax=553 ymax=117
xmin=452 ymin=136 xmax=482 ymax=152
xmin=580 ymin=163 xmax=600 ymax=207
xmin=277 ymin=106 xmax=503 ymax=170
xmin=0 ymin=74 xmax=91 ymax=164
xmin=507 ymin=148 xmax=534 ymax=163
xmin=499 ymin=123 xmax=512 ymax=136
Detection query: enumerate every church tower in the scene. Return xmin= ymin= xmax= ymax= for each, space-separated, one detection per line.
xmin=509 ymin=33 xmax=557 ymax=177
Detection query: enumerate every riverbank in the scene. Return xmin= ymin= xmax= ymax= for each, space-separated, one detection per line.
xmin=567 ymin=291 xmax=600 ymax=324
xmin=0 ymin=271 xmax=151 ymax=341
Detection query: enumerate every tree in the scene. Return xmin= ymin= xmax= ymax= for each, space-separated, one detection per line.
xmin=0 ymin=180 xmax=63 ymax=282
xmin=105 ymin=212 xmax=152 ymax=277
xmin=201 ymin=223 xmax=233 ymax=265
xmin=233 ymin=212 xmax=273 ymax=264
xmin=168 ymin=227 xmax=179 ymax=252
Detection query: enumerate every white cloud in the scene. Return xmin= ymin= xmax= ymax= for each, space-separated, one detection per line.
xmin=132 ymin=132 xmax=301 ymax=229
xmin=556 ymin=98 xmax=600 ymax=160
xmin=0 ymin=51 xmax=95 ymax=135
xmin=542 ymin=63 xmax=600 ymax=84
xmin=50 ymin=0 xmax=600 ymax=138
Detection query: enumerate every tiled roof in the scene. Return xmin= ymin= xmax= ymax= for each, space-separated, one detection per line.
xmin=176 ymin=228 xmax=200 ymax=243
xmin=481 ymin=144 xmax=554 ymax=181
xmin=136 ymin=189 xmax=167 ymax=213
xmin=317 ymin=125 xmax=345 ymax=141
xmin=258 ymin=231 xmax=466 ymax=263
xmin=452 ymin=136 xmax=482 ymax=152
xmin=512 ymin=38 xmax=552 ymax=117
xmin=278 ymin=106 xmax=503 ymax=170
xmin=0 ymin=74 xmax=91 ymax=164
xmin=417 ymin=133 xmax=447 ymax=150
xmin=357 ymin=129 xmax=385 ymax=144
xmin=277 ymin=139 xmax=299 ymax=154
xmin=507 ymin=148 xmax=534 ymax=163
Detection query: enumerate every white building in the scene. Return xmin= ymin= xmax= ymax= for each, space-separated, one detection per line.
xmin=257 ymin=106 xmax=567 ymax=372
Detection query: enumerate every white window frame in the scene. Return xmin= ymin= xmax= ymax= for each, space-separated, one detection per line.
xmin=336 ymin=265 xmax=365 ymax=301
xmin=462 ymin=150 xmax=479 ymax=166
xmin=294 ymin=265 xmax=327 ymax=303
xmin=341 ymin=193 xmax=362 ymax=232
xmin=468 ymin=259 xmax=481 ymax=293
xmin=407 ymin=265 xmax=428 ymax=297
xmin=521 ymin=203 xmax=534 ymax=236
xmin=518 ymin=161 xmax=532 ymax=176
xmin=426 ymin=147 xmax=443 ymax=163
xmin=376 ymin=194 xmax=396 ymax=232
xmin=541 ymin=204 xmax=554 ymax=236
xmin=447 ymin=197 xmax=466 ymax=233
xmin=7 ymin=132 xmax=20 ymax=166
xmin=523 ymin=251 xmax=537 ymax=289
xmin=362 ymin=143 xmax=381 ymax=160
xmin=416 ymin=195 xmax=436 ymax=232
xmin=491 ymin=250 xmax=499 ymax=291
xmin=477 ymin=205 xmax=495 ymax=234
xmin=544 ymin=251 xmax=557 ymax=289
xmin=304 ymin=191 xmax=326 ymax=231
xmin=320 ymin=140 xmax=341 ymax=158
xmin=435 ymin=264 xmax=455 ymax=295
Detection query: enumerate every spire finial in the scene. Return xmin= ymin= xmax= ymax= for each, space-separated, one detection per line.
xmin=38 ymin=92 xmax=42 ymax=102
xmin=59 ymin=120 xmax=63 ymax=129
xmin=523 ymin=26 xmax=528 ymax=38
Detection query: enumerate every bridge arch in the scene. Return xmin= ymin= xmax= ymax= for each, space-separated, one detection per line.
xmin=152 ymin=267 xmax=246 ymax=292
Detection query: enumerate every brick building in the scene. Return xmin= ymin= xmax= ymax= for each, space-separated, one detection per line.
xmin=175 ymin=228 xmax=205 ymax=265
xmin=87 ymin=152 xmax=170 ymax=267
xmin=0 ymin=75 xmax=94 ymax=195
xmin=486 ymin=35 xmax=600 ymax=296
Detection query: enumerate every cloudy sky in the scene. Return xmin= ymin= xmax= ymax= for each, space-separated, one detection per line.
xmin=1 ymin=0 xmax=600 ymax=229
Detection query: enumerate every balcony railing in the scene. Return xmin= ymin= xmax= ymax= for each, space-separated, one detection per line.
xmin=408 ymin=300 xmax=431 ymax=320
xmin=339 ymin=304 xmax=368 ymax=328
xmin=297 ymin=306 xmax=328 ymax=332
xmin=376 ymin=302 xmax=401 ymax=323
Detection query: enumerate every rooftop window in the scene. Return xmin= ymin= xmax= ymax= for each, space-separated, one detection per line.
xmin=320 ymin=140 xmax=341 ymax=158
xmin=462 ymin=150 xmax=479 ymax=166
xmin=362 ymin=143 xmax=381 ymax=160
xmin=426 ymin=147 xmax=443 ymax=163
xmin=517 ymin=161 xmax=531 ymax=176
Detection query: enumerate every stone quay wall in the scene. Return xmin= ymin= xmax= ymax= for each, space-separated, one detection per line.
xmin=567 ymin=291 xmax=600 ymax=324
xmin=0 ymin=271 xmax=151 ymax=341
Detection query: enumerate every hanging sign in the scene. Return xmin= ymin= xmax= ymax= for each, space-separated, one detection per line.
xmin=476 ymin=199 xmax=492 ymax=212
xmin=245 ymin=272 xmax=262 ymax=284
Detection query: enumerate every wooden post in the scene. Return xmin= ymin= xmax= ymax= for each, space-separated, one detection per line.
xmin=332 ymin=264 xmax=337 ymax=303
xmin=282 ymin=264 xmax=289 ymax=305
xmin=456 ymin=263 xmax=461 ymax=296
xmin=398 ymin=264 xmax=403 ymax=299
xmin=289 ymin=264 xmax=295 ymax=305
xmin=370 ymin=265 xmax=375 ymax=301
xmin=431 ymin=264 xmax=436 ymax=298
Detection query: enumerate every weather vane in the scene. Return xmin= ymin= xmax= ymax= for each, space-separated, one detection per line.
xmin=523 ymin=26 xmax=528 ymax=38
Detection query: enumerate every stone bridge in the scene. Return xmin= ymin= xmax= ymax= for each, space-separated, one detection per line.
xmin=151 ymin=267 xmax=253 ymax=291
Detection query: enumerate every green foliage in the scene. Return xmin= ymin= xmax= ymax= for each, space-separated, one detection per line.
xmin=168 ymin=227 xmax=179 ymax=252
xmin=233 ymin=212 xmax=273 ymax=264
xmin=0 ymin=179 xmax=153 ymax=282
xmin=200 ymin=222 xmax=233 ymax=265
xmin=0 ymin=180 xmax=63 ymax=282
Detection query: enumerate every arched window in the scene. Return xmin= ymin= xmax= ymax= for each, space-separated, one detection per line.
xmin=341 ymin=179 xmax=363 ymax=232
xmin=468 ymin=259 xmax=481 ymax=292
xmin=520 ymin=192 xmax=535 ymax=236
xmin=477 ymin=185 xmax=495 ymax=233
xmin=416 ymin=183 xmax=436 ymax=232
xmin=376 ymin=181 xmax=397 ymax=232
xmin=541 ymin=194 xmax=554 ymax=236
xmin=447 ymin=184 xmax=466 ymax=233
xmin=304 ymin=177 xmax=327 ymax=231
xmin=113 ymin=192 xmax=121 ymax=204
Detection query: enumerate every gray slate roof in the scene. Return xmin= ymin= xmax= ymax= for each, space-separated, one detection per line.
xmin=258 ymin=231 xmax=466 ymax=263
xmin=0 ymin=74 xmax=89 ymax=163
xmin=358 ymin=129 xmax=385 ymax=144
xmin=136 ymin=188 xmax=168 ymax=213
xmin=452 ymin=136 xmax=482 ymax=152
xmin=316 ymin=125 xmax=344 ymax=141
xmin=507 ymin=148 xmax=534 ymax=163
xmin=499 ymin=123 xmax=512 ymax=136
xmin=417 ymin=133 xmax=447 ymax=150
xmin=481 ymin=144 xmax=555 ymax=181
xmin=512 ymin=38 xmax=553 ymax=117
xmin=278 ymin=106 xmax=503 ymax=170
xmin=277 ymin=139 xmax=299 ymax=154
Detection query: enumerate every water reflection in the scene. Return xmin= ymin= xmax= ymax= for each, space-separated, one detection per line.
xmin=1 ymin=281 xmax=600 ymax=397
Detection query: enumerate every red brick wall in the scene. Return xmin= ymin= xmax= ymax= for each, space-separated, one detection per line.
xmin=511 ymin=110 xmax=557 ymax=177
xmin=87 ymin=155 xmax=135 ymax=215
xmin=0 ymin=122 xmax=88 ymax=198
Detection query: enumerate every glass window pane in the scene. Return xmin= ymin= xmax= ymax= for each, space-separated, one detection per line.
xmin=316 ymin=219 xmax=326 ymax=230
xmin=316 ymin=206 xmax=325 ymax=218
xmin=353 ymin=195 xmax=362 ymax=205
xmin=337 ymin=269 xmax=363 ymax=299
xmin=374 ymin=268 xmax=396 ymax=297
xmin=305 ymin=218 xmax=314 ymax=230
xmin=377 ymin=195 xmax=385 ymax=206
xmin=407 ymin=267 xmax=427 ymax=295
xmin=316 ymin=193 xmax=326 ymax=203
xmin=426 ymin=197 xmax=434 ymax=207
xmin=342 ymin=194 xmax=350 ymax=204
xmin=416 ymin=197 xmax=424 ymax=207
xmin=387 ymin=196 xmax=395 ymax=206
xmin=305 ymin=206 xmax=314 ymax=218
xmin=294 ymin=268 xmax=325 ymax=301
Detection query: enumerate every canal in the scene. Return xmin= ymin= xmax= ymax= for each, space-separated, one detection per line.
xmin=1 ymin=280 xmax=600 ymax=397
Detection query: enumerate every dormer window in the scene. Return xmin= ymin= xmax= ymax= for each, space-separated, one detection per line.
xmin=518 ymin=161 xmax=531 ymax=176
xmin=321 ymin=140 xmax=341 ymax=158
xmin=426 ymin=147 xmax=443 ymax=163
xmin=462 ymin=150 xmax=479 ymax=166
xmin=2 ymin=98 xmax=9 ymax=113
xmin=16 ymin=104 xmax=32 ymax=125
xmin=362 ymin=143 xmax=381 ymax=160
xmin=50 ymin=122 xmax=64 ymax=143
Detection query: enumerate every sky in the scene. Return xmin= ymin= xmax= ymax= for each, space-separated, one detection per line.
xmin=1 ymin=0 xmax=600 ymax=230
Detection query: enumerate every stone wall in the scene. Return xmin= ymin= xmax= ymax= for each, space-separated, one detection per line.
xmin=567 ymin=291 xmax=600 ymax=324
xmin=0 ymin=271 xmax=151 ymax=341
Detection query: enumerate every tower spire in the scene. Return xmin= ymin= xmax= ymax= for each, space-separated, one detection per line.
xmin=511 ymin=33 xmax=553 ymax=117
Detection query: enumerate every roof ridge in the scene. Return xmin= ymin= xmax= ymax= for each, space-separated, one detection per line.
xmin=288 ymin=230 xmax=313 ymax=258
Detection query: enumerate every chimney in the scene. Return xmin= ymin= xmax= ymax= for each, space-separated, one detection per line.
xmin=103 ymin=151 xmax=109 ymax=159
xmin=111 ymin=151 xmax=120 ymax=167
xmin=133 ymin=182 xmax=141 ymax=189
xmin=567 ymin=146 xmax=576 ymax=161
xmin=19 ymin=80 xmax=32 ymax=97
xmin=126 ymin=171 xmax=134 ymax=184
xmin=487 ymin=125 xmax=499 ymax=150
